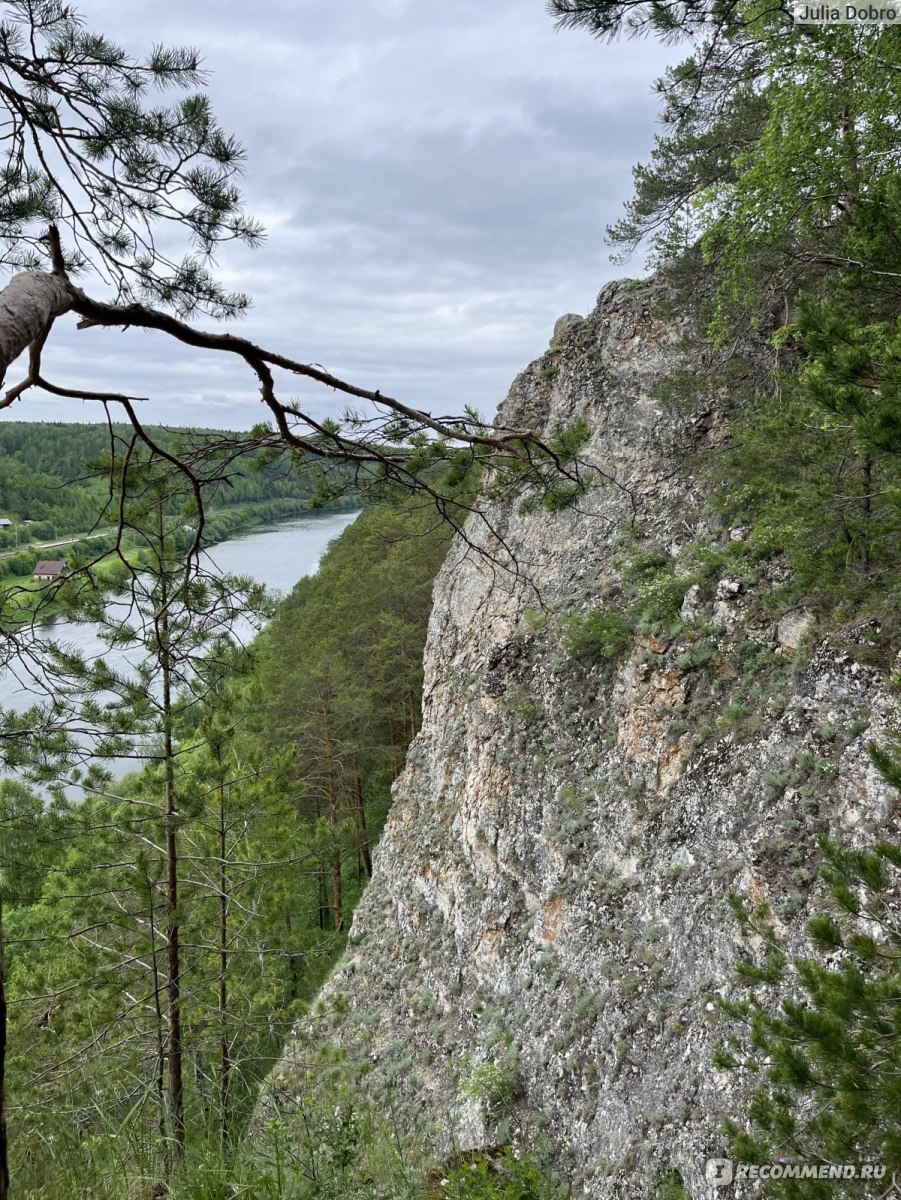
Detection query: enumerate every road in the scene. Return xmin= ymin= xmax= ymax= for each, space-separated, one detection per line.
xmin=0 ymin=527 xmax=116 ymax=562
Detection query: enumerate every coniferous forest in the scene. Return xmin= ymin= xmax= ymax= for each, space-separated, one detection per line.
xmin=0 ymin=420 xmax=357 ymax=557
xmin=1 ymin=497 xmax=452 ymax=1197
xmin=0 ymin=2 xmax=898 ymax=1199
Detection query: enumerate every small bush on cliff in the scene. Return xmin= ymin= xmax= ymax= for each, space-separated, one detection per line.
xmin=715 ymin=748 xmax=901 ymax=1195
xmin=622 ymin=549 xmax=691 ymax=628
xmin=460 ymin=1055 xmax=522 ymax=1109
xmin=424 ymin=1148 xmax=565 ymax=1200
xmin=655 ymin=1171 xmax=691 ymax=1200
xmin=562 ymin=609 xmax=633 ymax=668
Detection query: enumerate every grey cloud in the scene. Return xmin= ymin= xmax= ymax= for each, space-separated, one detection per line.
xmin=1 ymin=0 xmax=676 ymax=430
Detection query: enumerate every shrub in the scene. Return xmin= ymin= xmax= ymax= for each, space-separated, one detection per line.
xmin=460 ymin=1055 xmax=521 ymax=1108
xmin=715 ymin=746 xmax=901 ymax=1196
xmin=430 ymin=1148 xmax=565 ymax=1200
xmin=562 ymin=609 xmax=633 ymax=667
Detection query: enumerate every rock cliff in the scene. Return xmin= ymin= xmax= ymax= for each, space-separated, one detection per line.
xmin=267 ymin=277 xmax=897 ymax=1197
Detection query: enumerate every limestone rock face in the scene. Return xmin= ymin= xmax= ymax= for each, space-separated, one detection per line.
xmin=267 ymin=278 xmax=897 ymax=1197
xmin=550 ymin=312 xmax=583 ymax=346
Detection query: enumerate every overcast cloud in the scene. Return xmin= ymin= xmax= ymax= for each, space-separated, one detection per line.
xmin=1 ymin=0 xmax=675 ymax=430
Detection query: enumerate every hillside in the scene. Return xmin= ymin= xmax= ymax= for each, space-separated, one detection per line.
xmin=0 ymin=421 xmax=352 ymax=550
xmin=2 ymin=499 xmax=452 ymax=1198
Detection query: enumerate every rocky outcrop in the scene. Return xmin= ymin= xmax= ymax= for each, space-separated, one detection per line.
xmin=267 ymin=278 xmax=898 ymax=1197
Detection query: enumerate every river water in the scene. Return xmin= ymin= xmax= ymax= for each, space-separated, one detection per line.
xmin=197 ymin=509 xmax=360 ymax=594
xmin=0 ymin=509 xmax=360 ymax=774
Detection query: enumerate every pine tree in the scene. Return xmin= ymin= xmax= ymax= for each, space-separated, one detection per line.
xmin=0 ymin=779 xmax=54 ymax=1200
xmin=716 ymin=744 xmax=901 ymax=1196
xmin=0 ymin=1 xmax=583 ymax=541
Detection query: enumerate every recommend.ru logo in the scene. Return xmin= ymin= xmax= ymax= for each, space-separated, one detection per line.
xmin=706 ymin=1159 xmax=896 ymax=1189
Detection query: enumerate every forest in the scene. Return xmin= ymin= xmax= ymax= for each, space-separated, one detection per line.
xmin=0 ymin=421 xmax=354 ymax=550
xmin=0 ymin=1 xmax=898 ymax=1199
xmin=0 ymin=420 xmax=360 ymax=627
xmin=1 ymin=494 xmax=452 ymax=1197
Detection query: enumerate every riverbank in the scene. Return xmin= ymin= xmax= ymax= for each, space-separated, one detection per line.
xmin=0 ymin=498 xmax=363 ymax=629
xmin=0 ymin=508 xmax=363 ymax=810
xmin=3 ymin=500 xmax=448 ymax=1200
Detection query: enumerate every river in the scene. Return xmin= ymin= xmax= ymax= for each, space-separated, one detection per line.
xmin=0 ymin=508 xmax=361 ymax=776
xmin=197 ymin=509 xmax=360 ymax=594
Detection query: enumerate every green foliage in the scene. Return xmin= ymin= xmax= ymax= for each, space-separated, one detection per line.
xmin=796 ymin=301 xmax=901 ymax=459
xmin=609 ymin=50 xmax=770 ymax=272
xmin=259 ymin=499 xmax=452 ymax=909
xmin=522 ymin=607 xmax=547 ymax=633
xmin=655 ymin=1171 xmax=690 ymax=1200
xmin=0 ymin=421 xmax=359 ymax=631
xmin=698 ymin=27 xmax=900 ymax=329
xmin=706 ymin=368 xmax=899 ymax=618
xmin=0 ymin=779 xmax=59 ymax=903
xmin=559 ymin=541 xmax=693 ymax=671
xmin=0 ymin=421 xmax=351 ymax=547
xmin=868 ymin=740 xmax=901 ymax=792
xmin=0 ymin=0 xmax=261 ymax=315
xmin=481 ymin=418 xmax=594 ymax=515
xmin=550 ymin=0 xmax=719 ymax=40
xmin=434 ymin=1148 xmax=564 ymax=1200
xmin=460 ymin=1053 xmax=521 ymax=1108
xmin=717 ymin=748 xmax=901 ymax=1195
xmin=3 ymin=498 xmax=450 ymax=1198
xmin=569 ymin=9 xmax=901 ymax=321
xmin=562 ymin=608 xmax=633 ymax=668
xmin=623 ymin=549 xmax=691 ymax=627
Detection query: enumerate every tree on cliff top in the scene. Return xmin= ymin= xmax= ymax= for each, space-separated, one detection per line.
xmin=552 ymin=2 xmax=901 ymax=610
xmin=551 ymin=1 xmax=901 ymax=309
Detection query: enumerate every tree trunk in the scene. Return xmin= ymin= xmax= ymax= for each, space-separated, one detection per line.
xmin=218 ymin=780 xmax=231 ymax=1152
xmin=313 ymin=791 xmax=328 ymax=931
xmin=159 ymin=569 xmax=185 ymax=1161
xmin=0 ymin=272 xmax=71 ymax=386
xmin=284 ymin=908 xmax=300 ymax=999
xmin=322 ymin=700 xmax=343 ymax=933
xmin=332 ymin=856 xmax=344 ymax=934
xmin=353 ymin=774 xmax=373 ymax=880
xmin=145 ymin=873 xmax=170 ymax=1176
xmin=0 ymin=895 xmax=9 ymax=1200
xmin=861 ymin=455 xmax=872 ymax=576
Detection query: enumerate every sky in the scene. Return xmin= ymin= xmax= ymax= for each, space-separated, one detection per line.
xmin=1 ymin=0 xmax=676 ymax=431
